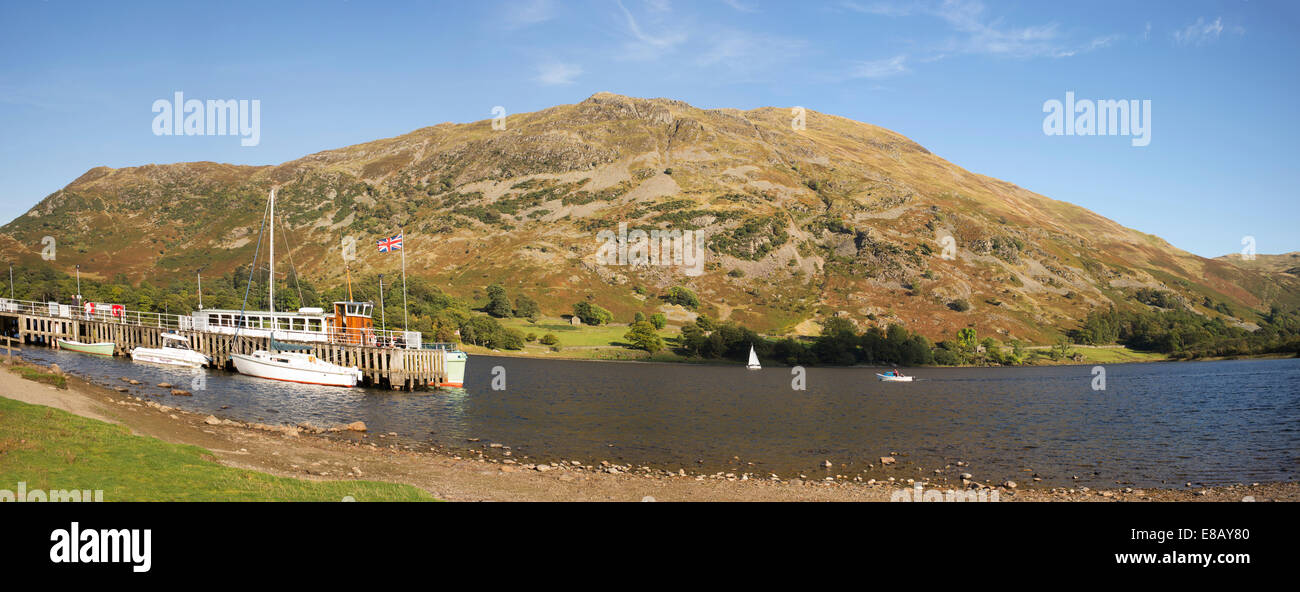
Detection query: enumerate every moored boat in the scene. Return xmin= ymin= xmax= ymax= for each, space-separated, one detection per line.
xmin=130 ymin=333 xmax=210 ymax=368
xmin=231 ymin=349 xmax=362 ymax=387
xmin=424 ymin=342 xmax=467 ymax=387
xmin=230 ymin=189 xmax=365 ymax=388
xmin=56 ymin=339 xmax=114 ymax=357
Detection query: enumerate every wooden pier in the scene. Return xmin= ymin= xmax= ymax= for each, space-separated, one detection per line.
xmin=0 ymin=304 xmax=446 ymax=391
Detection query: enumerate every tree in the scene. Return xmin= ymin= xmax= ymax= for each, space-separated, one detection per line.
xmin=539 ymin=333 xmax=559 ymax=346
xmin=485 ymin=284 xmax=512 ymax=318
xmin=956 ymin=327 xmax=978 ymax=354
xmin=1050 ymin=336 xmax=1071 ymax=360
xmin=663 ymin=286 xmax=700 ymax=309
xmin=695 ymin=314 xmax=716 ymax=331
xmin=680 ymin=323 xmax=706 ymax=355
xmin=649 ymin=313 xmax=667 ymax=329
xmin=624 ymin=321 xmax=664 ymax=353
xmin=513 ymin=294 xmax=540 ymax=321
xmin=633 ymin=311 xmax=646 ymax=323
xmin=572 ymin=301 xmax=613 ymax=325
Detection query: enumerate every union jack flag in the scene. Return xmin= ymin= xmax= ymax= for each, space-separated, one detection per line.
xmin=377 ymin=233 xmax=403 ymax=253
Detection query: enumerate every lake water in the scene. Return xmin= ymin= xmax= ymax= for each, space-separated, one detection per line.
xmin=20 ymin=347 xmax=1300 ymax=489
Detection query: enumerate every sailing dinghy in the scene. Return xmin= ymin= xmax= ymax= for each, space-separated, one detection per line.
xmin=747 ymin=345 xmax=761 ymax=370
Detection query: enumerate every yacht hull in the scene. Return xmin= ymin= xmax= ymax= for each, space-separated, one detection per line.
xmin=232 ymin=352 xmax=360 ymax=387
xmin=131 ymin=347 xmax=208 ymax=368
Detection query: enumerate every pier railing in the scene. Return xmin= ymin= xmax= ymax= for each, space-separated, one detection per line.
xmin=0 ymin=298 xmax=421 ymax=350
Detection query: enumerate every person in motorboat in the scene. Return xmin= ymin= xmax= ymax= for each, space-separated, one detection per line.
xmin=891 ymin=368 xmax=905 ymax=377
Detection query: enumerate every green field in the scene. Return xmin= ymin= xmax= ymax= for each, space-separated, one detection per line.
xmin=497 ymin=316 xmax=639 ymax=347
xmin=482 ymin=316 xmax=696 ymax=361
xmin=1024 ymin=345 xmax=1170 ymax=365
xmin=0 ymin=397 xmax=436 ymax=502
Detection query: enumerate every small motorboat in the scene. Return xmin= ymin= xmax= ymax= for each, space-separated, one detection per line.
xmin=746 ymin=345 xmax=761 ymax=370
xmin=57 ymin=339 xmax=114 ymax=357
xmin=876 ymin=372 xmax=913 ymax=382
xmin=131 ymin=333 xmax=210 ymax=368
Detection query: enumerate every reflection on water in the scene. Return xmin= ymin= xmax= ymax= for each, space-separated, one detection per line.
xmin=21 ymin=347 xmax=1300 ymax=488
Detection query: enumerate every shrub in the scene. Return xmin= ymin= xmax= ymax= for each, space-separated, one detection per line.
xmin=572 ymin=301 xmax=613 ymax=325
xmin=649 ymin=313 xmax=667 ymax=329
xmin=663 ymin=286 xmax=700 ymax=309
xmin=624 ymin=321 xmax=664 ymax=353
xmin=485 ymin=284 xmax=512 ymax=318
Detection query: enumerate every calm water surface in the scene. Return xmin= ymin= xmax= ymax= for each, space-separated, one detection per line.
xmin=21 ymin=348 xmax=1300 ymax=488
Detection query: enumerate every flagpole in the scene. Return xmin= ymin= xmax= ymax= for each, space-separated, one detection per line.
xmin=378 ymin=274 xmax=386 ymax=332
xmin=400 ymin=227 xmax=408 ymax=333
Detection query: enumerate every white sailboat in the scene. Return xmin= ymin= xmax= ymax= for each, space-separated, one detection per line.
xmin=231 ymin=189 xmax=364 ymax=388
xmin=747 ymin=345 xmax=761 ymax=370
xmin=131 ymin=333 xmax=210 ymax=368
xmin=233 ymin=349 xmax=362 ymax=387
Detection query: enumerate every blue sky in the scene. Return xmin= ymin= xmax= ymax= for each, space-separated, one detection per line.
xmin=1 ymin=0 xmax=1296 ymax=257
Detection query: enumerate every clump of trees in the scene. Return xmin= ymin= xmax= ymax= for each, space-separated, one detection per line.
xmin=1070 ymin=305 xmax=1300 ymax=358
xmin=662 ymin=286 xmax=699 ymax=309
xmin=572 ymin=301 xmax=613 ymax=325
xmin=624 ymin=321 xmax=664 ymax=353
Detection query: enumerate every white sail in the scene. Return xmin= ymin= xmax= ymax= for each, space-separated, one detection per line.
xmin=747 ymin=345 xmax=761 ymax=370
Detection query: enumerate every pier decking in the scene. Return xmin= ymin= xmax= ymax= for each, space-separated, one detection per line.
xmin=0 ymin=299 xmax=445 ymax=390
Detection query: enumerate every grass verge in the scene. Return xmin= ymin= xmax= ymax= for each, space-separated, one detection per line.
xmin=9 ymin=364 xmax=67 ymax=389
xmin=0 ymin=397 xmax=436 ymax=502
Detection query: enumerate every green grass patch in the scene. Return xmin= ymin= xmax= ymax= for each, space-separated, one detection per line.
xmin=496 ymin=317 xmax=641 ymax=347
xmin=10 ymin=365 xmax=67 ymax=389
xmin=0 ymin=397 xmax=436 ymax=502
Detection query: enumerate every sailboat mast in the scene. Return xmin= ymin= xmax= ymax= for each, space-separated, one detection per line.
xmin=268 ymin=189 xmax=275 ymax=315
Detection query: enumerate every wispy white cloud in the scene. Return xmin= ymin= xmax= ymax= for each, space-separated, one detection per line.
xmin=1172 ymin=17 xmax=1243 ymax=46
xmin=840 ymin=1 xmax=914 ymax=17
xmin=501 ymin=0 xmax=555 ymax=30
xmin=615 ymin=0 xmax=688 ymax=60
xmin=846 ymin=0 xmax=1117 ymax=62
xmin=535 ymin=62 xmax=583 ymax=85
xmin=721 ymin=0 xmax=758 ymax=13
xmin=692 ymin=29 xmax=808 ymax=83
xmin=851 ymin=55 xmax=909 ymax=79
xmin=643 ymin=0 xmax=673 ymax=12
xmin=930 ymin=0 xmax=1112 ymax=59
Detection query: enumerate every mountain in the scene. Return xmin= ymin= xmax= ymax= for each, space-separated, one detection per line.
xmin=3 ymin=92 xmax=1296 ymax=342
xmin=1216 ymin=252 xmax=1300 ymax=275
